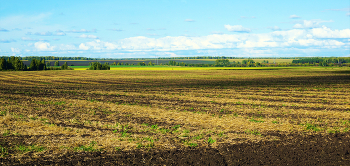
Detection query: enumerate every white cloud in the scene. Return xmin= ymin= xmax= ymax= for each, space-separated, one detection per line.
xmin=211 ymin=31 xmax=223 ymax=34
xmin=34 ymin=42 xmax=55 ymax=51
xmin=55 ymin=32 xmax=66 ymax=36
xmin=290 ymin=15 xmax=301 ymax=19
xmin=79 ymin=43 xmax=89 ymax=50
xmin=21 ymin=37 xmax=49 ymax=42
xmin=59 ymin=44 xmax=76 ymax=50
xmin=108 ymin=28 xmax=123 ymax=31
xmin=78 ymin=34 xmax=99 ymax=39
xmin=67 ymin=29 xmax=97 ymax=33
xmin=34 ymin=31 xmax=52 ymax=36
xmin=311 ymin=26 xmax=350 ymax=38
xmin=22 ymin=25 xmax=348 ymax=55
xmin=293 ymin=20 xmax=333 ymax=29
xmin=55 ymin=29 xmax=66 ymax=35
xmin=225 ymin=25 xmax=251 ymax=33
xmin=185 ymin=19 xmax=195 ymax=22
xmin=11 ymin=48 xmax=20 ymax=53
xmin=164 ymin=52 xmax=178 ymax=57
xmin=71 ymin=27 xmax=346 ymax=52
xmin=293 ymin=23 xmax=304 ymax=29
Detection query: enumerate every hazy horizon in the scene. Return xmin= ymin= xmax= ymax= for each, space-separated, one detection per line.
xmin=0 ymin=0 xmax=349 ymax=58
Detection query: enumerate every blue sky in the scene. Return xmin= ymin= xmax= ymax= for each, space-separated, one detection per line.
xmin=0 ymin=0 xmax=349 ymax=58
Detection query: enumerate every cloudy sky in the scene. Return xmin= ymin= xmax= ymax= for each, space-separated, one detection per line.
xmin=0 ymin=0 xmax=349 ymax=58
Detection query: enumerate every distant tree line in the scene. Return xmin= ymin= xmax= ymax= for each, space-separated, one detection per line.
xmin=165 ymin=58 xmax=350 ymax=67
xmin=166 ymin=59 xmax=263 ymax=67
xmin=292 ymin=57 xmax=350 ymax=66
xmin=0 ymin=56 xmax=73 ymax=71
xmin=0 ymin=57 xmax=26 ymax=71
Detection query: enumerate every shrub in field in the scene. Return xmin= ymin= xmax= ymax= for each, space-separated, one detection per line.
xmin=60 ymin=62 xmax=69 ymax=70
xmin=137 ymin=62 xmax=146 ymax=66
xmin=29 ymin=59 xmax=46 ymax=71
xmin=88 ymin=62 xmax=110 ymax=70
xmin=215 ymin=59 xmax=230 ymax=67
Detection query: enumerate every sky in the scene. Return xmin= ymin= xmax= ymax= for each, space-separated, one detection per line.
xmin=0 ymin=0 xmax=349 ymax=58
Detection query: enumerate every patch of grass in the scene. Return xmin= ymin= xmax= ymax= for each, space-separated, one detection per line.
xmin=2 ymin=130 xmax=10 ymax=137
xmin=217 ymin=131 xmax=224 ymax=137
xmin=151 ymin=124 xmax=158 ymax=129
xmin=172 ymin=125 xmax=181 ymax=130
xmin=16 ymin=145 xmax=46 ymax=153
xmin=249 ymin=118 xmax=265 ymax=123
xmin=74 ymin=141 xmax=101 ymax=152
xmin=159 ymin=128 xmax=170 ymax=134
xmin=54 ymin=101 xmax=66 ymax=105
xmin=0 ymin=111 xmax=7 ymax=116
xmin=137 ymin=137 xmax=155 ymax=149
xmin=304 ymin=123 xmax=321 ymax=132
xmin=0 ymin=145 xmax=8 ymax=157
xmin=193 ymin=134 xmax=203 ymax=140
xmin=245 ymin=129 xmax=262 ymax=136
xmin=208 ymin=137 xmax=216 ymax=144
xmin=328 ymin=128 xmax=340 ymax=134
xmin=188 ymin=143 xmax=198 ymax=147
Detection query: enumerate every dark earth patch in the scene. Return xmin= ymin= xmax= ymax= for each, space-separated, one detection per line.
xmin=2 ymin=132 xmax=350 ymax=165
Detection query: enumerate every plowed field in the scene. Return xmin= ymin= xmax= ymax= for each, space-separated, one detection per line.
xmin=1 ymin=68 xmax=350 ymax=165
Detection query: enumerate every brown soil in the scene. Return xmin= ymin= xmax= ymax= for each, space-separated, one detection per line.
xmin=2 ymin=132 xmax=350 ymax=165
xmin=1 ymin=69 xmax=349 ymax=165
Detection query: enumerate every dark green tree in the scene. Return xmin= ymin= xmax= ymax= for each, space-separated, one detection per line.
xmin=7 ymin=57 xmax=14 ymax=70
xmin=0 ymin=58 xmax=7 ymax=70
xmin=215 ymin=59 xmax=230 ymax=67
xmin=13 ymin=57 xmax=25 ymax=70
xmin=29 ymin=59 xmax=38 ymax=70
xmin=61 ymin=62 xmax=69 ymax=70
xmin=137 ymin=62 xmax=146 ymax=66
xmin=38 ymin=59 xmax=46 ymax=70
xmin=54 ymin=61 xmax=59 ymax=66
xmin=102 ymin=62 xmax=110 ymax=70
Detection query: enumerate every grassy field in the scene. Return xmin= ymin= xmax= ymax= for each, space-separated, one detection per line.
xmin=1 ymin=67 xmax=350 ymax=164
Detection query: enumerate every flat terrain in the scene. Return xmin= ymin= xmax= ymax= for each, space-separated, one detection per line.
xmin=23 ymin=58 xmax=296 ymax=66
xmin=1 ymin=67 xmax=350 ymax=165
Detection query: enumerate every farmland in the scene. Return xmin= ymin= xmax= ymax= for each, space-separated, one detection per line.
xmin=1 ymin=67 xmax=350 ymax=165
xmin=21 ymin=58 xmax=296 ymax=67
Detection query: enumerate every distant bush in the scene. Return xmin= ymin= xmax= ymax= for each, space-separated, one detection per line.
xmin=88 ymin=62 xmax=110 ymax=70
